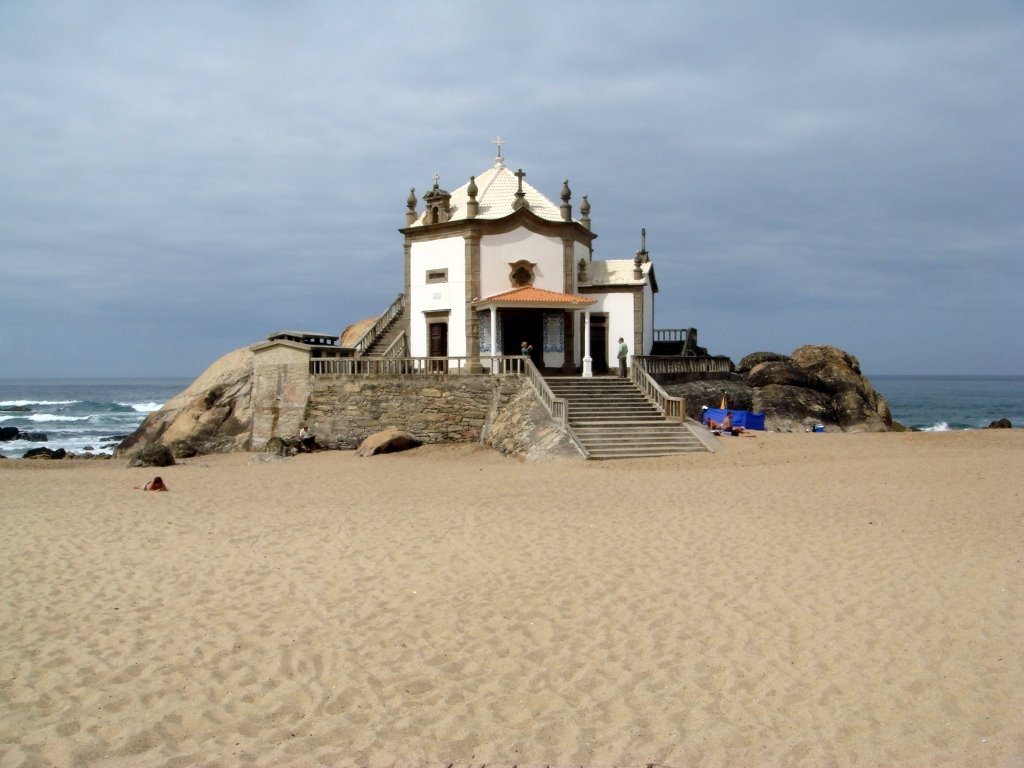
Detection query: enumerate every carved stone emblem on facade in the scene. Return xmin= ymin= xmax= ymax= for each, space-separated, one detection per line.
xmin=508 ymin=260 xmax=536 ymax=288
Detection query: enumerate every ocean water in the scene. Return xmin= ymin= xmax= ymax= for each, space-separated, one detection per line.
xmin=872 ymin=375 xmax=1023 ymax=432
xmin=0 ymin=378 xmax=191 ymax=459
xmin=1 ymin=375 xmax=1020 ymax=458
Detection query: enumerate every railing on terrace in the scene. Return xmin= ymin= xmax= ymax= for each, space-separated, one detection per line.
xmin=382 ymin=330 xmax=407 ymax=358
xmin=654 ymin=327 xmax=700 ymax=356
xmin=310 ymin=355 xmax=529 ymax=376
xmin=352 ymin=293 xmax=405 ymax=356
xmin=653 ymin=328 xmax=695 ymax=343
xmin=521 ymin=358 xmax=567 ymax=425
xmin=634 ymin=355 xmax=732 ymax=374
xmin=630 ymin=358 xmax=686 ymax=423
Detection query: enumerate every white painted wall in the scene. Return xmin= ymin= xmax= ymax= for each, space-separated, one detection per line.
xmin=580 ymin=291 xmax=636 ymax=365
xmin=409 ymin=236 xmax=466 ymax=357
xmin=479 ymin=229 xmax=564 ymax=297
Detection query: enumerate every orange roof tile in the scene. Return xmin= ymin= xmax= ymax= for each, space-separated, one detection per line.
xmin=473 ymin=286 xmax=596 ymax=308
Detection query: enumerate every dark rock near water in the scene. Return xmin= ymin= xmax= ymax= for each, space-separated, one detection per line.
xmin=127 ymin=444 xmax=176 ymax=468
xmin=23 ymin=447 xmax=67 ymax=460
xmin=663 ymin=344 xmax=892 ymax=433
xmin=987 ymin=418 xmax=1012 ymax=429
xmin=0 ymin=405 xmax=31 ymax=413
xmin=0 ymin=427 xmax=49 ymax=442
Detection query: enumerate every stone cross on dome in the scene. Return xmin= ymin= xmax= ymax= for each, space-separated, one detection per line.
xmin=512 ymin=167 xmax=529 ymax=210
xmin=491 ymin=135 xmax=506 ymax=165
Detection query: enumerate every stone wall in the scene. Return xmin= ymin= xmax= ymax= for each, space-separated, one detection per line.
xmin=122 ymin=343 xmax=583 ymax=460
xmin=304 ymin=374 xmax=581 ymax=460
xmin=251 ymin=342 xmax=313 ymax=451
xmin=308 ymin=375 xmax=494 ymax=448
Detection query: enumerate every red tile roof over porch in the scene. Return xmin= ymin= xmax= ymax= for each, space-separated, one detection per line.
xmin=472 ymin=286 xmax=596 ymax=307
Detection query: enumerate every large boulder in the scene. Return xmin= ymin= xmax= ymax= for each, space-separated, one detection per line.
xmin=790 ymin=345 xmax=891 ymax=428
xmin=23 ymin=447 xmax=67 ymax=460
xmin=116 ymin=347 xmax=255 ymax=458
xmin=0 ymin=427 xmax=46 ymax=442
xmin=752 ymin=385 xmax=835 ymax=433
xmin=736 ymin=351 xmax=789 ymax=373
xmin=744 ymin=359 xmax=818 ymax=390
xmin=355 ymin=428 xmax=421 ymax=457
xmin=127 ymin=444 xmax=176 ymax=468
xmin=663 ymin=344 xmax=892 ymax=432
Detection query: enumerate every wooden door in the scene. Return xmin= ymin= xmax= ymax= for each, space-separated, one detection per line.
xmin=428 ymin=322 xmax=448 ymax=372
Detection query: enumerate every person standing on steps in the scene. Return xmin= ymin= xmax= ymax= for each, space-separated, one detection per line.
xmin=617 ymin=337 xmax=628 ymax=378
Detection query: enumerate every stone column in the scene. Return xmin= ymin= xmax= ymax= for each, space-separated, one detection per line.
xmin=464 ymin=232 xmax=482 ymax=373
xmin=582 ymin=312 xmax=593 ymax=378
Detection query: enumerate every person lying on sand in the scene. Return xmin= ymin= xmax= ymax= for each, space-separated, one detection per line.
xmin=136 ymin=476 xmax=168 ymax=491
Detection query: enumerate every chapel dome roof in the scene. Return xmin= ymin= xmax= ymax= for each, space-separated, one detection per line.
xmin=410 ymin=159 xmax=565 ymax=227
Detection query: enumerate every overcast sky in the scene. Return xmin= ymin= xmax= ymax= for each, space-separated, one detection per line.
xmin=2 ymin=2 xmax=1021 ymax=378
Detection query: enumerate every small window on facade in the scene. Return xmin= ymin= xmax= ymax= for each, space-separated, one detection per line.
xmin=426 ymin=269 xmax=448 ymax=283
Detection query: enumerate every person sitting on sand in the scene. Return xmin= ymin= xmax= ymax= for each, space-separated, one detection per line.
xmin=137 ymin=476 xmax=168 ymax=491
xmin=706 ymin=411 xmax=744 ymax=435
xmin=298 ymin=425 xmax=316 ymax=452
xmin=705 ymin=411 xmax=732 ymax=430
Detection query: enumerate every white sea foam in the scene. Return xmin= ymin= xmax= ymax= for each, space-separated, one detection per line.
xmin=22 ymin=414 xmax=92 ymax=423
xmin=923 ymin=421 xmax=951 ymax=432
xmin=122 ymin=402 xmax=163 ymax=413
xmin=0 ymin=400 xmax=78 ymax=407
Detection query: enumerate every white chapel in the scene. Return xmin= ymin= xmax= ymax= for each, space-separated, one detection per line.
xmin=402 ymin=143 xmax=658 ymax=375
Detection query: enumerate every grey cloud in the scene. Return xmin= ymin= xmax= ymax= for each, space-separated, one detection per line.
xmin=1 ymin=2 xmax=1021 ymax=377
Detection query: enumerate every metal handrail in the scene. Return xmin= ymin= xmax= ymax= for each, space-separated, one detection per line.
xmin=630 ymin=358 xmax=686 ymax=422
xmin=352 ymin=294 xmax=405 ymax=356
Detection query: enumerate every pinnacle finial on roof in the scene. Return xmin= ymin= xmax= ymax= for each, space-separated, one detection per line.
xmin=492 ymin=135 xmax=506 ymax=166
xmin=639 ymin=227 xmax=650 ymax=262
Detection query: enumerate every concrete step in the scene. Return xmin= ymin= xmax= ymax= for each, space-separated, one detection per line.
xmin=542 ymin=375 xmax=711 ymax=459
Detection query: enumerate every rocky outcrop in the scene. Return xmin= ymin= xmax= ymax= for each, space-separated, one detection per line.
xmin=115 ymin=347 xmax=255 ymax=459
xmin=663 ymin=345 xmax=892 ymax=432
xmin=987 ymin=418 xmax=1013 ymax=429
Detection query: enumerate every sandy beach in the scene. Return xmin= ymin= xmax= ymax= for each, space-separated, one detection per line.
xmin=1 ymin=430 xmax=1021 ymax=767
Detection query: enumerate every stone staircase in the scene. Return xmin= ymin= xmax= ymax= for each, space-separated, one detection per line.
xmin=545 ymin=376 xmax=710 ymax=459
xmin=361 ymin=308 xmax=407 ymax=357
